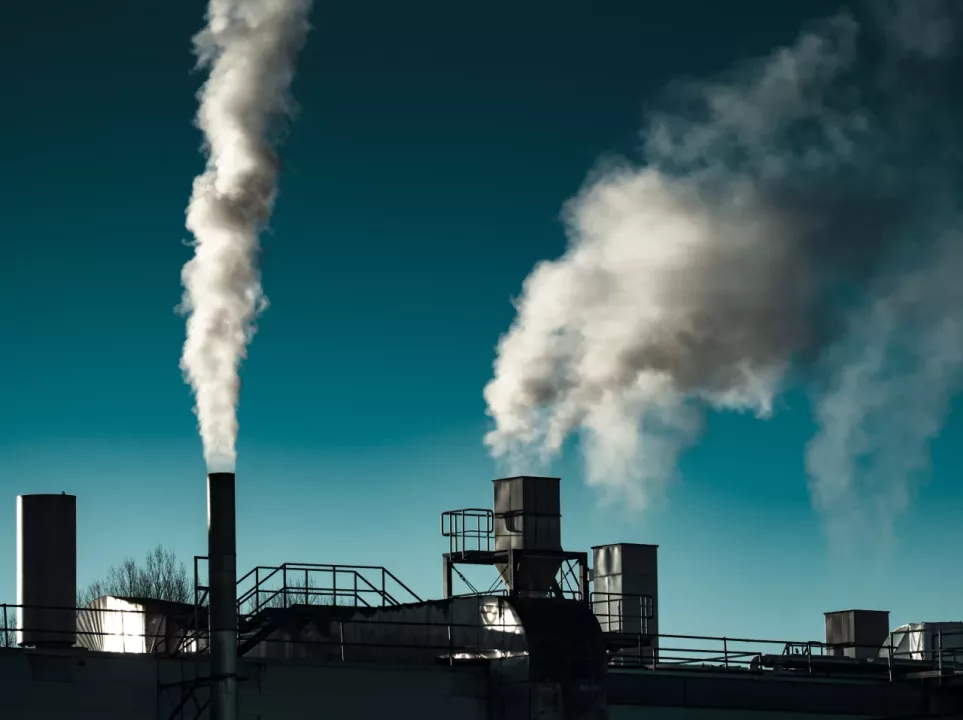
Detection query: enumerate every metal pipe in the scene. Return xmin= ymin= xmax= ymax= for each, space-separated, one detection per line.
xmin=207 ymin=472 xmax=237 ymax=720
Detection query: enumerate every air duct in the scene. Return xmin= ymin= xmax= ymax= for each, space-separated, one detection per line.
xmin=207 ymin=472 xmax=237 ymax=720
xmin=17 ymin=493 xmax=77 ymax=647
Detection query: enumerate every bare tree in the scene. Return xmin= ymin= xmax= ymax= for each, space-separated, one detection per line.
xmin=78 ymin=545 xmax=192 ymax=607
xmin=1 ymin=606 xmax=15 ymax=648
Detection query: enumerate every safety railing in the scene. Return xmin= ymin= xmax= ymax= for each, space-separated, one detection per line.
xmin=5 ymin=599 xmax=963 ymax=683
xmin=235 ymin=563 xmax=423 ymax=620
xmin=447 ymin=555 xmax=586 ymax=601
xmin=602 ymin=628 xmax=963 ymax=677
xmin=442 ymin=508 xmax=494 ymax=555
xmin=590 ymin=591 xmax=654 ymax=636
xmin=0 ymin=601 xmax=206 ymax=654
xmin=0 ymin=600 xmax=530 ymax=665
xmin=171 ymin=555 xmax=211 ymax=656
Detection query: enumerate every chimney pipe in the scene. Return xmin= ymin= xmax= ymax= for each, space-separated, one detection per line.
xmin=207 ymin=472 xmax=237 ymax=720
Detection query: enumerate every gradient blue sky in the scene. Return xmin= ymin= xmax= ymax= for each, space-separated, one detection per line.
xmin=2 ymin=0 xmax=962 ymax=643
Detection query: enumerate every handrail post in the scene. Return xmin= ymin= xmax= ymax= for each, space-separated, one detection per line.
xmin=938 ymin=630 xmax=944 ymax=674
xmin=339 ymin=619 xmax=345 ymax=662
xmin=888 ymin=634 xmax=894 ymax=682
xmin=723 ymin=637 xmax=729 ymax=670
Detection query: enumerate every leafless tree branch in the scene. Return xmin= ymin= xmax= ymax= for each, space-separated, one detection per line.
xmin=77 ymin=545 xmax=192 ymax=607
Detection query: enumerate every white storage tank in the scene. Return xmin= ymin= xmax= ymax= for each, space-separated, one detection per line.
xmin=880 ymin=621 xmax=963 ymax=663
xmin=17 ymin=493 xmax=77 ymax=647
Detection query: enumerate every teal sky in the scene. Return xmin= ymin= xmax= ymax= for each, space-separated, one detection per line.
xmin=2 ymin=0 xmax=962 ymax=644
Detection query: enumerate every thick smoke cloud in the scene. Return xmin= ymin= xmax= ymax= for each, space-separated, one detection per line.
xmin=484 ymin=1 xmax=963 ymax=541
xmin=181 ymin=0 xmax=311 ymax=471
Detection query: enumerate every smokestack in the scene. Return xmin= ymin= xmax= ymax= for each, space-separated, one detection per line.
xmin=207 ymin=472 xmax=237 ymax=720
xmin=17 ymin=494 xmax=77 ymax=648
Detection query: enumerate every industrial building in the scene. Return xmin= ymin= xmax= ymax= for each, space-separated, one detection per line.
xmin=2 ymin=475 xmax=962 ymax=719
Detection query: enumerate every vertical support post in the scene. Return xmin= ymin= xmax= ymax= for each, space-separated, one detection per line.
xmin=507 ymin=548 xmax=515 ymax=597
xmin=192 ymin=556 xmax=200 ymax=650
xmin=579 ymin=554 xmax=589 ymax=602
xmin=208 ymin=472 xmax=237 ymax=720
xmin=442 ymin=556 xmax=453 ymax=600
xmin=888 ymin=635 xmax=894 ymax=682
xmin=938 ymin=630 xmax=944 ymax=673
xmin=339 ymin=619 xmax=345 ymax=662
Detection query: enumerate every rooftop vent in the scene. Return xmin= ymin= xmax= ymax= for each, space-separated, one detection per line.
xmin=825 ymin=609 xmax=890 ymax=660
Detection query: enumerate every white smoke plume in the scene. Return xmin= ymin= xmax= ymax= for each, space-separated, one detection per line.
xmin=807 ymin=232 xmax=963 ymax=551
xmin=180 ymin=0 xmax=312 ymax=471
xmin=484 ymin=0 xmax=963 ymax=538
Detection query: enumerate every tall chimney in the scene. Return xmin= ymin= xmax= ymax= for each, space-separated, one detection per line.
xmin=207 ymin=473 xmax=237 ymax=720
xmin=17 ymin=494 xmax=77 ymax=647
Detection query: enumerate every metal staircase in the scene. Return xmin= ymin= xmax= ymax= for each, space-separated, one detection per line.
xmin=161 ymin=559 xmax=420 ymax=717
xmin=233 ymin=563 xmax=422 ymax=657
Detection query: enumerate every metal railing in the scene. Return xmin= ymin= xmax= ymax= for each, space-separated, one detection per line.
xmin=0 ymin=601 xmax=204 ymax=654
xmin=0 ymin=600 xmax=527 ymax=662
xmin=442 ymin=508 xmax=494 ymax=554
xmin=5 ymin=598 xmax=963 ymax=683
xmin=448 ymin=556 xmax=587 ymax=601
xmin=590 ymin=591 xmax=654 ymax=636
xmin=235 ymin=563 xmax=423 ymax=620
xmin=599 ymin=628 xmax=963 ymax=677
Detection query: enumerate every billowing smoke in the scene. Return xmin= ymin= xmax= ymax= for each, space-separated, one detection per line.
xmin=180 ymin=0 xmax=311 ymax=471
xmin=484 ymin=1 xmax=963 ymax=542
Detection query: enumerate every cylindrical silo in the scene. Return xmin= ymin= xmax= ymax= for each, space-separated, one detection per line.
xmin=17 ymin=493 xmax=77 ymax=647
